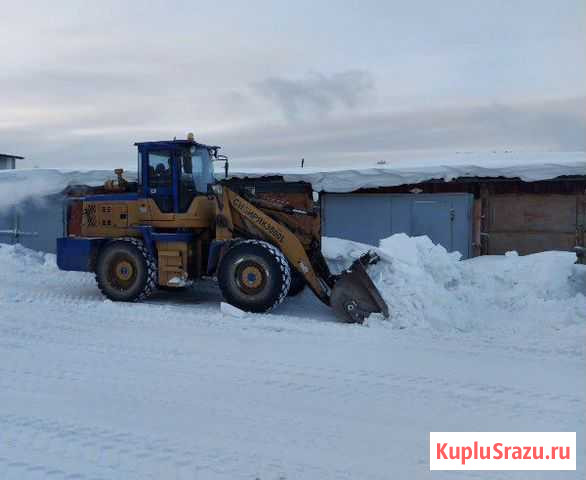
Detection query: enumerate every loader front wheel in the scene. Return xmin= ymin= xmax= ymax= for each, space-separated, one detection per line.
xmin=287 ymin=267 xmax=306 ymax=297
xmin=95 ymin=238 xmax=156 ymax=302
xmin=218 ymin=240 xmax=291 ymax=313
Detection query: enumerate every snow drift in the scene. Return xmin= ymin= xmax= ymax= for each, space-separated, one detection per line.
xmin=0 ymin=169 xmax=128 ymax=211
xmin=2 ymin=235 xmax=584 ymax=345
xmin=324 ymin=234 xmax=586 ymax=338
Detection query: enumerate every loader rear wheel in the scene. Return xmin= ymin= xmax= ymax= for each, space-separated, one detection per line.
xmin=95 ymin=238 xmax=156 ymax=302
xmin=218 ymin=240 xmax=291 ymax=313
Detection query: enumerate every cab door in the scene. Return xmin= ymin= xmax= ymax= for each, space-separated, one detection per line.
xmin=146 ymin=151 xmax=175 ymax=213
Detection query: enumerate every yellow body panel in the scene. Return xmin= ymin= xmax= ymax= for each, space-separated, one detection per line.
xmin=80 ymin=196 xmax=216 ymax=237
xmin=140 ymin=197 xmax=216 ymax=228
xmin=157 ymin=241 xmax=189 ymax=286
xmin=81 ymin=200 xmax=141 ymax=237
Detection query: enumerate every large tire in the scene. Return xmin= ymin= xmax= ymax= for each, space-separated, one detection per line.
xmin=218 ymin=240 xmax=291 ymax=313
xmin=287 ymin=267 xmax=306 ymax=297
xmin=95 ymin=238 xmax=157 ymax=302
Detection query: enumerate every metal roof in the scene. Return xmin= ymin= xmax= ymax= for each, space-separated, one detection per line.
xmin=0 ymin=153 xmax=24 ymax=160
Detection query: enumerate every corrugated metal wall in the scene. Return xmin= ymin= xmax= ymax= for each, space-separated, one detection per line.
xmin=0 ymin=195 xmax=64 ymax=253
xmin=321 ymin=193 xmax=474 ymax=258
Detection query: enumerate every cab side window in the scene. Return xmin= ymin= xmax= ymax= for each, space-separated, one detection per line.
xmin=148 ymin=152 xmax=172 ymax=187
xmin=148 ymin=152 xmax=173 ymax=212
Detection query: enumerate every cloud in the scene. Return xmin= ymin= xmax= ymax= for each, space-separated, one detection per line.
xmin=253 ymin=70 xmax=375 ymax=120
xmin=214 ymin=97 xmax=586 ymax=167
xmin=3 ymin=96 xmax=584 ymax=170
xmin=1 ymin=2 xmax=584 ymax=169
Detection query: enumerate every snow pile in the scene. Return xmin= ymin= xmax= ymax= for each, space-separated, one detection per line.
xmin=1 ymin=236 xmax=584 ymax=344
xmin=323 ymin=234 xmax=586 ymax=337
xmin=0 ymin=242 xmax=54 ymax=270
xmin=0 ymin=243 xmax=57 ymax=303
xmin=0 ymin=169 xmax=131 ymax=210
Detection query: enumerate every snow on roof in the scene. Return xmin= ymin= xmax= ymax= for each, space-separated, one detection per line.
xmin=227 ymin=151 xmax=586 ymax=192
xmin=0 ymin=152 xmax=584 ymax=209
xmin=0 ymin=153 xmax=24 ymax=160
xmin=0 ymin=169 xmax=126 ymax=210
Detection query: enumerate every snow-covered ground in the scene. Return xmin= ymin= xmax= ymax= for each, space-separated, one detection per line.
xmin=0 ymin=237 xmax=584 ymax=479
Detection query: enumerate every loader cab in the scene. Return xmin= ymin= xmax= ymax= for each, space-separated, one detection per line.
xmin=135 ymin=139 xmax=218 ymax=213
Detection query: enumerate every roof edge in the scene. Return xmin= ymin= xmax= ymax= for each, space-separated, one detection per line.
xmin=0 ymin=153 xmax=24 ymax=159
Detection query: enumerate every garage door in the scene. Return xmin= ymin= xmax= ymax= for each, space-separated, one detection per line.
xmin=0 ymin=195 xmax=64 ymax=253
xmin=321 ymin=193 xmax=473 ymax=258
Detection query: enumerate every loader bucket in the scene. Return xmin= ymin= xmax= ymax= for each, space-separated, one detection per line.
xmin=330 ymin=251 xmax=389 ymax=324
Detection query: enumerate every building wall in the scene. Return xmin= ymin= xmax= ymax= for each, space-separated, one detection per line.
xmin=0 ymin=158 xmax=14 ymax=170
xmin=483 ymin=193 xmax=585 ymax=255
xmin=321 ymin=192 xmax=474 ymax=258
xmin=0 ymin=178 xmax=583 ymax=256
xmin=0 ymin=195 xmax=64 ymax=253
xmin=348 ymin=178 xmax=586 ymax=256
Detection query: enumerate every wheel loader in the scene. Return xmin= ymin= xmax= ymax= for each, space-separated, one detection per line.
xmin=56 ymin=135 xmax=389 ymax=323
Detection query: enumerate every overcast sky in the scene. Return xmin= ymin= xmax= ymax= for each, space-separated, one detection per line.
xmin=1 ymin=0 xmax=584 ymax=169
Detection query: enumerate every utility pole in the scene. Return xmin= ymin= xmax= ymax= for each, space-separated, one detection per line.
xmin=301 ymin=158 xmax=305 ymax=168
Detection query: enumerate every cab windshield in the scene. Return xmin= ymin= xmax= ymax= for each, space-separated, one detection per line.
xmin=189 ymin=146 xmax=214 ymax=192
xmin=179 ymin=147 xmax=214 ymax=191
xmin=177 ymin=146 xmax=214 ymax=211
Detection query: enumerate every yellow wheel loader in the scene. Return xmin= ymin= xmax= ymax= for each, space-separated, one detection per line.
xmin=57 ymin=135 xmax=388 ymax=323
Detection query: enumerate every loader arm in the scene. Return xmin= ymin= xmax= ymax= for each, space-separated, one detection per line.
xmin=216 ymin=186 xmax=331 ymax=304
xmin=214 ymin=185 xmax=390 ymax=323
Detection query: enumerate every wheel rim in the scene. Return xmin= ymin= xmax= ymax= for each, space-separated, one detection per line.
xmin=234 ymin=260 xmax=267 ymax=294
xmin=108 ymin=254 xmax=137 ymax=291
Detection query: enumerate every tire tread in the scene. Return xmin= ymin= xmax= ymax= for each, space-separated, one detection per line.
xmin=95 ymin=237 xmax=157 ymax=302
xmin=219 ymin=239 xmax=291 ymax=312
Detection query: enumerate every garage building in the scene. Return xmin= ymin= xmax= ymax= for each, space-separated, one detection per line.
xmin=0 ymin=153 xmax=23 ymax=170
xmin=0 ymin=152 xmax=584 ymax=257
xmin=230 ymin=152 xmax=585 ymax=259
